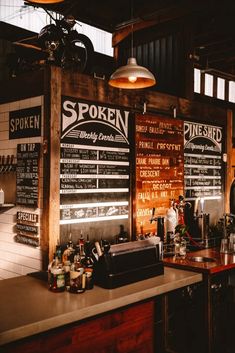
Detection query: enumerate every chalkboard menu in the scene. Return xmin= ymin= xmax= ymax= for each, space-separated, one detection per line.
xmin=60 ymin=97 xmax=132 ymax=235
xmin=184 ymin=121 xmax=223 ymax=200
xmin=15 ymin=211 xmax=39 ymax=247
xmin=135 ymin=114 xmax=184 ymax=235
xmin=16 ymin=143 xmax=40 ymax=207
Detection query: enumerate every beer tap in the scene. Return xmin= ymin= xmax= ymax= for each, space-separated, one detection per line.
xmin=149 ymin=208 xmax=165 ymax=242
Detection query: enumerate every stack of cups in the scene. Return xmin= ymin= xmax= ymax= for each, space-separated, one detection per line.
xmin=220 ymin=235 xmax=235 ymax=253
xmin=229 ymin=233 xmax=235 ymax=253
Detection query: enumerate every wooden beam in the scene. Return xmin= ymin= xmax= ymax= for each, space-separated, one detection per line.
xmin=226 ymin=109 xmax=234 ymax=213
xmin=112 ymin=2 xmax=198 ymax=47
xmin=43 ymin=66 xmax=61 ymax=262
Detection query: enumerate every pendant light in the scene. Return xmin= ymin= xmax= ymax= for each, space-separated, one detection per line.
xmin=108 ymin=57 xmax=156 ymax=89
xmin=27 ymin=0 xmax=64 ymax=4
xmin=108 ymin=3 xmax=156 ymax=89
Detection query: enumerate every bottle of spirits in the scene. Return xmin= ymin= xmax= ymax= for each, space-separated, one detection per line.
xmin=48 ymin=256 xmax=65 ymax=292
xmin=166 ymin=199 xmax=177 ymax=243
xmin=55 ymin=242 xmax=62 ymax=263
xmin=70 ymin=252 xmax=86 ymax=293
xmin=79 ymin=230 xmax=85 ymax=257
xmin=62 ymin=233 xmax=75 ymax=263
xmin=63 ymin=260 xmax=71 ymax=290
xmin=116 ymin=224 xmax=128 ymax=243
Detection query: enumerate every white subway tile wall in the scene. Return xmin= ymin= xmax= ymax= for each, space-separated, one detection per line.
xmin=0 ymin=96 xmax=44 ymax=279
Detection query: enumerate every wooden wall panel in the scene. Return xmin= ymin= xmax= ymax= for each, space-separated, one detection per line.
xmin=1 ymin=300 xmax=155 ymax=353
xmin=0 ymin=97 xmax=44 ymax=279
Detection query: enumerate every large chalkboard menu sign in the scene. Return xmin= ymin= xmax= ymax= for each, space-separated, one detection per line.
xmin=16 ymin=143 xmax=40 ymax=207
xmin=60 ymin=97 xmax=132 ymax=239
xmin=184 ymin=121 xmax=223 ymax=200
xmin=135 ymin=114 xmax=184 ymax=235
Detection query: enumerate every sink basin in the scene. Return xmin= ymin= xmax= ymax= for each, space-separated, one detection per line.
xmin=188 ymin=256 xmax=216 ymax=263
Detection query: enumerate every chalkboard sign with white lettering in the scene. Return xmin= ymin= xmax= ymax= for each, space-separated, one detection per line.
xmin=60 ymin=97 xmax=132 ymax=241
xmin=135 ymin=115 xmax=184 ymax=235
xmin=16 ymin=143 xmax=40 ymax=207
xmin=184 ymin=121 xmax=223 ymax=200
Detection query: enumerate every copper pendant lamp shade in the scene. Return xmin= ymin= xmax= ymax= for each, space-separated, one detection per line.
xmin=108 ymin=57 xmax=156 ymax=89
xmin=27 ymin=0 xmax=64 ymax=4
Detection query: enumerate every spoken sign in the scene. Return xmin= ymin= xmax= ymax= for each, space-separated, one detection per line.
xmin=60 ymin=97 xmax=132 ymax=226
xmin=9 ymin=106 xmax=41 ymax=139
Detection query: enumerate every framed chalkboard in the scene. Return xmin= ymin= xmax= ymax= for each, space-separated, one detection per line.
xmin=60 ymin=97 xmax=133 ymax=241
xmin=16 ymin=143 xmax=40 ymax=207
xmin=135 ymin=114 xmax=184 ymax=235
xmin=184 ymin=121 xmax=223 ymax=201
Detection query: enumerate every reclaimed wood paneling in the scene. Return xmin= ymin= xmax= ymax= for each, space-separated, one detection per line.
xmin=1 ymin=300 xmax=155 ymax=353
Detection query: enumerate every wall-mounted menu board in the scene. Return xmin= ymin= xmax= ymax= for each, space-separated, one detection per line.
xmin=184 ymin=121 xmax=223 ymax=200
xmin=60 ymin=97 xmax=132 ymax=240
xmin=135 ymin=114 xmax=184 ymax=235
xmin=16 ymin=143 xmax=40 ymax=207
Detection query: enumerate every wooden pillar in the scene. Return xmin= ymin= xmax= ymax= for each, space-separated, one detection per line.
xmin=226 ymin=109 xmax=233 ymax=213
xmin=43 ymin=66 xmax=61 ymax=263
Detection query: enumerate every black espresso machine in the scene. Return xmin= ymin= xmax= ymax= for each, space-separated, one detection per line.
xmin=94 ymin=237 xmax=164 ymax=289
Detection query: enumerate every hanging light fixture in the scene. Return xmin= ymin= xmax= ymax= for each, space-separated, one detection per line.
xmin=27 ymin=0 xmax=64 ymax=4
xmin=108 ymin=57 xmax=156 ymax=89
xmin=108 ymin=2 xmax=156 ymax=89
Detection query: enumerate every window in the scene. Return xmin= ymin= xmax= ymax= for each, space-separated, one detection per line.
xmin=229 ymin=81 xmax=235 ymax=103
xmin=194 ymin=68 xmax=201 ymax=93
xmin=0 ymin=0 xmax=113 ymax=56
xmin=217 ymin=78 xmax=225 ymax=100
xmin=194 ymin=68 xmax=235 ymax=104
xmin=205 ymin=74 xmax=213 ymax=97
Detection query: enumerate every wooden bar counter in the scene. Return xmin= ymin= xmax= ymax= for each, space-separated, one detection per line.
xmin=0 ymin=267 xmax=202 ymax=353
xmin=163 ymin=247 xmax=235 ymax=274
xmin=164 ymin=248 xmax=235 ymax=353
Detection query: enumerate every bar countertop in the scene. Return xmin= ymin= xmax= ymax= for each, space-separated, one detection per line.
xmin=0 ymin=267 xmax=202 ymax=346
xmin=163 ymin=248 xmax=235 ymax=274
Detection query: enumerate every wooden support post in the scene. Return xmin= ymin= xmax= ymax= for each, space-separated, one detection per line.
xmin=226 ymin=109 xmax=233 ymax=213
xmin=43 ymin=66 xmax=61 ymax=263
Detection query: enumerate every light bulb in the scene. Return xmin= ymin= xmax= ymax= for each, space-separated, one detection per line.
xmin=128 ymin=76 xmax=137 ymax=83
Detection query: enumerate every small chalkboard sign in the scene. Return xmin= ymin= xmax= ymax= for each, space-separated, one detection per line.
xmin=16 ymin=143 xmax=40 ymax=207
xmin=184 ymin=121 xmax=223 ymax=200
xmin=15 ymin=210 xmax=39 ymax=247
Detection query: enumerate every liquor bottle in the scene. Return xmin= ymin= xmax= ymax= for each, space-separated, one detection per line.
xmin=230 ymin=179 xmax=235 ymax=214
xmin=48 ymin=256 xmax=65 ymax=292
xmin=84 ymin=234 xmax=91 ymax=256
xmin=48 ymin=253 xmax=55 ymax=287
xmin=116 ymin=224 xmax=128 ymax=243
xmin=69 ymin=252 xmax=85 ymax=293
xmin=177 ymin=195 xmax=185 ymax=225
xmin=79 ymin=230 xmax=85 ymax=257
xmin=166 ymin=199 xmax=177 ymax=243
xmin=62 ymin=233 xmax=75 ymax=263
xmin=63 ymin=260 xmax=71 ymax=290
xmin=83 ymin=252 xmax=94 ymax=290
xmin=55 ymin=242 xmax=62 ymax=263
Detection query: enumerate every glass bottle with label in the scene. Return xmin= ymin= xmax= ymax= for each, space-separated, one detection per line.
xmin=166 ymin=199 xmax=177 ymax=244
xmin=70 ymin=253 xmax=86 ymax=293
xmin=48 ymin=256 xmax=65 ymax=292
xmin=63 ymin=260 xmax=71 ymax=290
xmin=62 ymin=233 xmax=75 ymax=263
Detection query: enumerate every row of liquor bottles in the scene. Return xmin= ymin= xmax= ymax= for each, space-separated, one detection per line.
xmin=48 ymin=233 xmax=100 ymax=293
